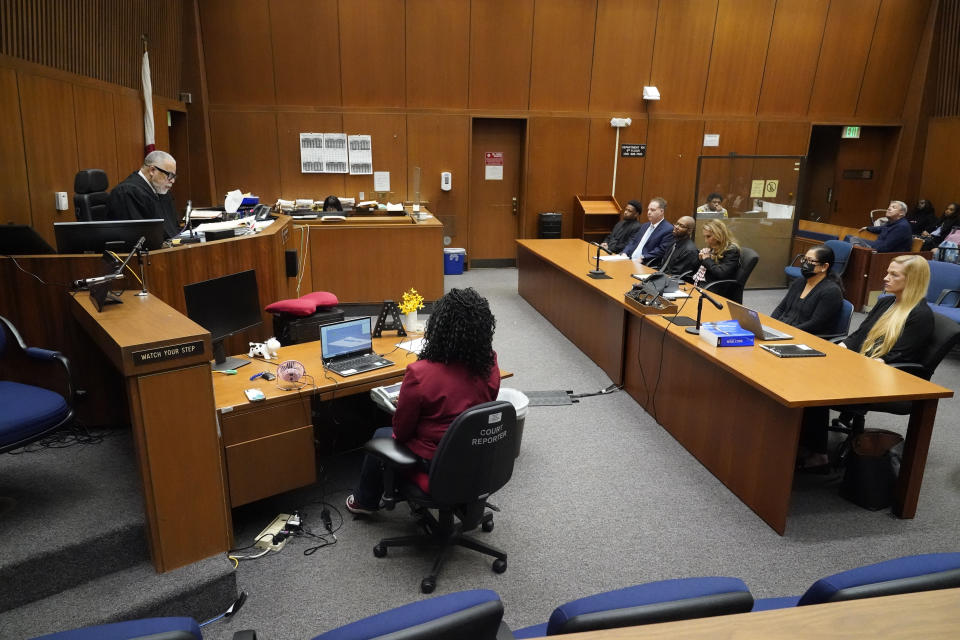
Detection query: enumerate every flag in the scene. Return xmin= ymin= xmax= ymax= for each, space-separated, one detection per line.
xmin=142 ymin=50 xmax=155 ymax=155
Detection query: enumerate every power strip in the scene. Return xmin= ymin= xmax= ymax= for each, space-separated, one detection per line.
xmin=254 ymin=513 xmax=292 ymax=552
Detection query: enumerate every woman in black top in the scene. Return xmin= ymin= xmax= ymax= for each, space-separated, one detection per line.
xmin=921 ymin=202 xmax=959 ymax=249
xmin=697 ymin=220 xmax=740 ymax=291
xmin=771 ymin=245 xmax=844 ymax=336
xmin=798 ymin=255 xmax=934 ymax=470
xmin=907 ymin=199 xmax=938 ymax=235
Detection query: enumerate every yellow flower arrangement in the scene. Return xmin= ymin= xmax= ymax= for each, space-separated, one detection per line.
xmin=399 ymin=288 xmax=425 ymax=315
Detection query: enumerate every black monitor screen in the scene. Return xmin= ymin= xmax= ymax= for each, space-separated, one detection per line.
xmin=183 ymin=269 xmax=262 ymax=370
xmin=54 ymin=219 xmax=166 ymax=254
xmin=0 ymin=225 xmax=56 ymax=255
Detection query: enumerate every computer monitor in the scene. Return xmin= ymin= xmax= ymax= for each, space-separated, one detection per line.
xmin=0 ymin=225 xmax=56 ymax=255
xmin=183 ymin=269 xmax=262 ymax=371
xmin=54 ymin=219 xmax=166 ymax=254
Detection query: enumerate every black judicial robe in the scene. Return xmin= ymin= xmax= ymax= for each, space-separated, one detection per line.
xmin=106 ymin=172 xmax=180 ymax=239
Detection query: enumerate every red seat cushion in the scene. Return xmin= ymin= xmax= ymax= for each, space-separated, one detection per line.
xmin=265 ymin=297 xmax=317 ymax=316
xmin=302 ymin=291 xmax=339 ymax=308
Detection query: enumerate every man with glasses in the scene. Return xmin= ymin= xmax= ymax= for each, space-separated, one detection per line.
xmin=107 ymin=150 xmax=180 ymax=239
xmin=660 ymin=215 xmax=699 ymax=277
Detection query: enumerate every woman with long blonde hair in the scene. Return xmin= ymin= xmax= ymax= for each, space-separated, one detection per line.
xmin=798 ymin=255 xmax=933 ymax=470
xmin=697 ymin=219 xmax=741 ymax=294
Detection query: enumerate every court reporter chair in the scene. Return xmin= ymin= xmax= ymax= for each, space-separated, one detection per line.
xmin=752 ymin=552 xmax=960 ymax=611
xmin=701 ymin=246 xmax=758 ymax=304
xmin=829 ymin=312 xmax=960 ymax=449
xmin=364 ymin=400 xmax=517 ymax=593
xmin=73 ymin=169 xmax=110 ymax=221
xmin=784 ymin=239 xmax=853 ymax=282
xmin=0 ymin=315 xmax=74 ymax=454
xmin=511 ymin=577 xmax=754 ymax=638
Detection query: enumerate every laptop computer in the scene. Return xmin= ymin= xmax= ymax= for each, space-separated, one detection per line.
xmin=727 ymin=301 xmax=793 ymax=341
xmin=320 ymin=317 xmax=393 ymax=377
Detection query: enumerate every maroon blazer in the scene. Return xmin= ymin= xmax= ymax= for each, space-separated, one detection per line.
xmin=392 ymin=353 xmax=500 ymax=461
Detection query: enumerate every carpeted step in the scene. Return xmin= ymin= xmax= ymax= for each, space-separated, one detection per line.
xmin=0 ymin=555 xmax=237 ymax=639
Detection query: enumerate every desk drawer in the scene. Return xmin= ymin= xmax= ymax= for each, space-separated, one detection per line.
xmin=225 ymin=424 xmax=316 ymax=507
xmin=220 ymin=397 xmax=312 ymax=446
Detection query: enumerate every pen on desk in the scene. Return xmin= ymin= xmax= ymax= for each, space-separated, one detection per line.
xmin=250 ymin=371 xmax=264 ymax=381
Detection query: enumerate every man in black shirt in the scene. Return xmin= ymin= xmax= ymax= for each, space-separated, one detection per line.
xmin=660 ymin=216 xmax=699 ymax=276
xmin=600 ymin=200 xmax=642 ymax=254
xmin=107 ymin=150 xmax=180 ymax=239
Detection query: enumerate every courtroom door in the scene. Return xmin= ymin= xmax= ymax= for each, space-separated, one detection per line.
xmin=469 ymin=118 xmax=525 ymax=267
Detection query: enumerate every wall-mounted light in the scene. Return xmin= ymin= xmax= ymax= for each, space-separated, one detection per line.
xmin=643 ymin=86 xmax=660 ymax=101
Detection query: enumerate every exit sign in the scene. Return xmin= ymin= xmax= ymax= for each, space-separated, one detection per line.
xmin=842 ymin=126 xmax=861 ymax=139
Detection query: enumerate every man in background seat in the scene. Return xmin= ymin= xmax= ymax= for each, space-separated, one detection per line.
xmin=859 ymin=200 xmax=913 ymax=253
xmin=107 ymin=150 xmax=180 ymax=239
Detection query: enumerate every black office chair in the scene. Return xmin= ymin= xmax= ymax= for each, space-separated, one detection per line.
xmin=73 ymin=169 xmax=110 ymax=221
xmin=364 ymin=400 xmax=517 ymax=593
xmin=830 ymin=312 xmax=960 ymax=450
xmin=0 ymin=315 xmax=75 ymax=454
xmin=702 ymin=246 xmax=759 ymax=304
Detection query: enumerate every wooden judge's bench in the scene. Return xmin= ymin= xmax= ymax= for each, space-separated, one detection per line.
xmin=0 ymin=212 xmax=444 ymax=571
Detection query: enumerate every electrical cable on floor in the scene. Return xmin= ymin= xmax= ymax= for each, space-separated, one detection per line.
xmin=199 ymin=592 xmax=247 ymax=627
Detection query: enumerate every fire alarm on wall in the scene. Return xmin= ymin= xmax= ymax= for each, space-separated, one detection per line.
xmin=441 ymin=172 xmax=452 ymax=191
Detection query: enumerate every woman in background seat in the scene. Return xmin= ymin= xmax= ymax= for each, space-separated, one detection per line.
xmin=771 ymin=244 xmax=843 ymax=335
xmin=697 ymin=219 xmax=740 ymax=289
xmin=798 ymin=255 xmax=933 ymax=470
xmin=346 ymin=287 xmax=500 ymax=514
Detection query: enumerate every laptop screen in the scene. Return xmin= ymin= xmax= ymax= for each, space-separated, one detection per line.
xmin=321 ymin=317 xmax=373 ymax=360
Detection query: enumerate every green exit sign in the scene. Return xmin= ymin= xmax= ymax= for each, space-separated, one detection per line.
xmin=842 ymin=126 xmax=861 ymax=139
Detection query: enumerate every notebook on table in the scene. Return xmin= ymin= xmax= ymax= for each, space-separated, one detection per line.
xmin=320 ymin=317 xmax=393 ymax=377
xmin=727 ymin=301 xmax=793 ymax=341
xmin=760 ymin=344 xmax=826 ymax=358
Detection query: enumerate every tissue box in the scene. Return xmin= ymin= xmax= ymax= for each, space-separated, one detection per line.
xmin=699 ymin=320 xmax=755 ymax=347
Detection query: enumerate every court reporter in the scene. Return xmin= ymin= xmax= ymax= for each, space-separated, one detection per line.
xmin=798 ymin=255 xmax=933 ymax=470
xmin=771 ymin=245 xmax=843 ymax=335
xmin=697 ymin=219 xmax=740 ymax=287
xmin=346 ymin=287 xmax=500 ymax=514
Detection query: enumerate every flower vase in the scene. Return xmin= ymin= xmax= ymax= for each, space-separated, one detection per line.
xmin=403 ymin=311 xmax=418 ymax=332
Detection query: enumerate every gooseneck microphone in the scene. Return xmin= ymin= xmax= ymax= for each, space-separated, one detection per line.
xmin=685 ymin=283 xmax=724 ymax=335
xmin=587 ymin=241 xmax=614 ymax=279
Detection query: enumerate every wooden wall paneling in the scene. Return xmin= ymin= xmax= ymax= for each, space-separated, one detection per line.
xmin=151 ymin=100 xmax=171 ymax=156
xmin=528 ymin=0 xmax=597 ymax=112
xmin=702 ymin=0 xmax=776 ymax=115
xmin=0 ymin=66 xmax=31 ymax=225
xmin=269 ymin=0 xmax=341 ymax=106
xmin=209 ymin=111 xmax=282 ymax=202
xmin=275 ymin=111 xmax=346 ymax=199
xmin=755 ymin=121 xmax=811 ymax=156
xmin=198 ymin=0 xmax=276 ymax=105
xmin=756 ymin=0 xmax=830 ymax=116
xmin=648 ymin=0 xmax=718 ymax=115
xmin=807 ymin=0 xmax=883 ymax=119
xmin=181 ymin=0 xmax=217 ymax=206
xmin=585 ymin=116 xmax=648 ymax=206
xmin=338 ymin=0 xmax=405 ymax=108
xmin=342 ymin=113 xmax=407 ymax=202
xmin=697 ymin=120 xmax=759 ymax=207
xmin=588 ymin=0 xmax=657 ymax=113
xmin=641 ymin=118 xmax=705 ymax=217
xmin=833 ymin=126 xmax=899 ymax=226
xmin=701 ymin=120 xmax=759 ymax=156
xmin=73 ymin=84 xmax=120 ymax=187
xmin=937 ymin=0 xmax=960 ymax=116
xmin=524 ymin=118 xmax=590 ymax=238
xmin=406 ymin=113 xmax=469 ymax=246
xmin=113 ymin=92 xmax=145 ymax=184
xmin=469 ymin=0 xmax=534 ymax=110
xmin=405 ymin=0 xmax=469 ymax=109
xmin=18 ymin=73 xmax=79 ymax=243
xmin=857 ymin=0 xmax=932 ymax=120
xmin=919 ymin=118 xmax=960 ymax=211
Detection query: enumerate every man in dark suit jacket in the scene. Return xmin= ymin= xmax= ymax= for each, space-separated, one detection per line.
xmin=107 ymin=150 xmax=180 ymax=239
xmin=660 ymin=215 xmax=699 ymax=276
xmin=622 ymin=197 xmax=674 ymax=267
xmin=860 ymin=200 xmax=913 ymax=253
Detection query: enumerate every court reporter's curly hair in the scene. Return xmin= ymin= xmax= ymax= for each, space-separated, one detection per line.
xmin=419 ymin=287 xmax=496 ymax=378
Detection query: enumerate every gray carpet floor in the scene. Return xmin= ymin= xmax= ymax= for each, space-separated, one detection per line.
xmin=199 ymin=268 xmax=960 ymax=640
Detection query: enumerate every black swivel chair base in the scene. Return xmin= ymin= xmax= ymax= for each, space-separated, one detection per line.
xmin=373 ymin=505 xmax=507 ymax=594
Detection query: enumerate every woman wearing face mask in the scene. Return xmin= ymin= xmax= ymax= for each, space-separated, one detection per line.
xmin=771 ymin=245 xmax=844 ymax=335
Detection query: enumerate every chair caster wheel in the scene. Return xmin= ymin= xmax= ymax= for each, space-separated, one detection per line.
xmin=481 ymin=519 xmax=494 ymax=532
xmin=492 ymin=558 xmax=507 ymax=573
xmin=420 ymin=577 xmax=436 ymax=593
xmin=373 ymin=543 xmax=387 ymax=558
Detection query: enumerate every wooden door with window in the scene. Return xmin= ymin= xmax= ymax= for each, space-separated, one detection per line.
xmin=469 ymin=118 xmax=525 ymax=267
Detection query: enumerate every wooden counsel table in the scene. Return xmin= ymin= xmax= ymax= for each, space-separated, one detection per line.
xmin=558 ymin=588 xmax=960 ymax=639
xmin=517 ymin=239 xmax=953 ymax=534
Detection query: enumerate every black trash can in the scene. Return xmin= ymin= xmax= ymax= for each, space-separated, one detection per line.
xmin=538 ymin=212 xmax=562 ymax=239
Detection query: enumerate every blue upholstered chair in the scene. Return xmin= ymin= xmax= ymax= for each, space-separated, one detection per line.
xmin=752 ymin=553 xmax=960 ymax=611
xmin=311 ymin=589 xmax=507 ymax=640
xmin=0 ymin=315 xmax=74 ymax=454
xmin=815 ymin=299 xmax=854 ymax=340
xmin=511 ymin=577 xmax=753 ymax=638
xmin=784 ymin=239 xmax=852 ymax=283
xmin=926 ymin=260 xmax=960 ymax=323
xmin=31 ymin=617 xmax=202 ymax=640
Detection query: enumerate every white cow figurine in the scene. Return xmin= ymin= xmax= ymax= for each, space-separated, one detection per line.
xmin=248 ymin=342 xmax=272 ymax=360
